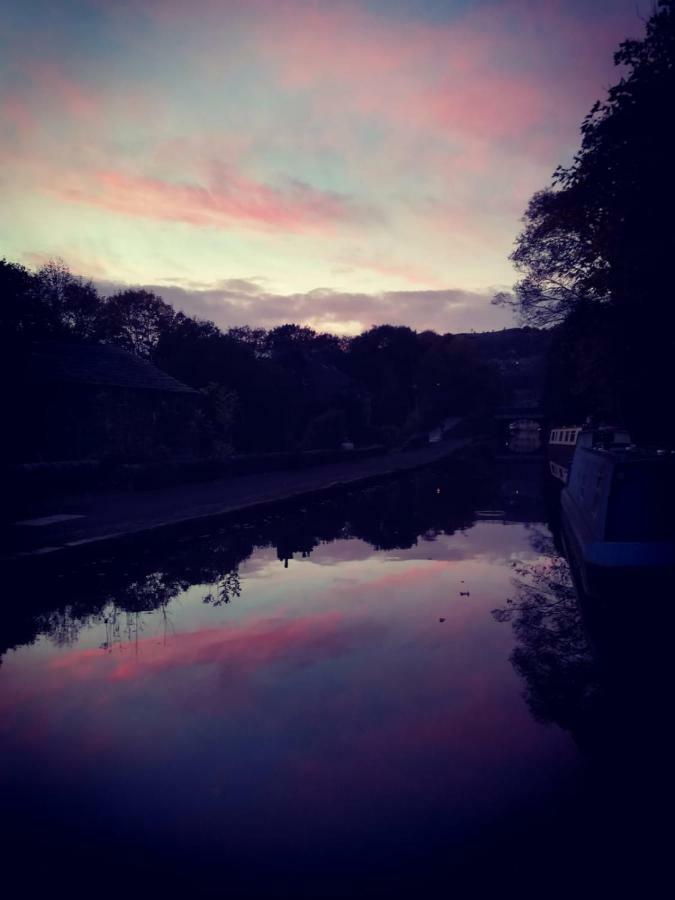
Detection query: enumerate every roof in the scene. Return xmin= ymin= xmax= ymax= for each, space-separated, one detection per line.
xmin=27 ymin=342 xmax=199 ymax=395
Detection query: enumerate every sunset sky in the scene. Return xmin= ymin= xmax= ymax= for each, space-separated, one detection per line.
xmin=1 ymin=0 xmax=643 ymax=334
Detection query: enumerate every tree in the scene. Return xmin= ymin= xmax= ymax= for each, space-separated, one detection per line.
xmin=227 ymin=325 xmax=268 ymax=357
xmin=300 ymin=407 xmax=346 ymax=450
xmin=97 ymin=288 xmax=175 ymax=357
xmin=494 ymin=187 xmax=609 ymax=327
xmin=499 ymin=1 xmax=675 ymax=326
xmin=348 ymin=325 xmax=422 ymax=428
xmin=199 ymin=382 xmax=238 ymax=457
xmin=155 ymin=311 xmax=298 ymax=452
xmin=33 ymin=259 xmax=101 ymax=339
xmin=0 ymin=259 xmax=38 ymax=339
xmin=417 ymin=333 xmax=499 ymax=419
xmin=498 ymin=1 xmax=675 ymax=439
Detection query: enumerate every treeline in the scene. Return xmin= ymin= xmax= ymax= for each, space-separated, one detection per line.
xmin=1 ymin=258 xmax=500 ymax=455
xmin=498 ymin=0 xmax=675 ymax=443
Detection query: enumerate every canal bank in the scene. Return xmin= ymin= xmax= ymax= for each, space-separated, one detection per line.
xmin=4 ymin=436 xmax=476 ymax=565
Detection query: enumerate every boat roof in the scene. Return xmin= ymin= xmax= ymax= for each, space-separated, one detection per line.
xmin=583 ymin=446 xmax=675 ymax=464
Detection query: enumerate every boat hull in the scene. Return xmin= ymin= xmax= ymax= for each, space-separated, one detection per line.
xmin=561 ymin=488 xmax=675 ymax=598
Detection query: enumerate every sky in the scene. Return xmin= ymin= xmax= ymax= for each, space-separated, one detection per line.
xmin=0 ymin=0 xmax=646 ymax=334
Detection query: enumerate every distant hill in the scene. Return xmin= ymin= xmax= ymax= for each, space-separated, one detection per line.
xmin=457 ymin=327 xmax=553 ymax=361
xmin=458 ymin=327 xmax=554 ymax=410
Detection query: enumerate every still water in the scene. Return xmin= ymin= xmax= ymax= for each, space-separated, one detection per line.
xmin=1 ymin=458 xmax=671 ymax=897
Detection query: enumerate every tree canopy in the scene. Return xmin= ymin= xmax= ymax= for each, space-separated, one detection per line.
xmin=498 ymin=0 xmax=675 ymax=439
xmin=3 ymin=256 xmax=504 ymax=459
xmin=500 ymin=0 xmax=675 ymax=326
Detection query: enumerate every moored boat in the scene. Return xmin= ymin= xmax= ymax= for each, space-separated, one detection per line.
xmin=560 ymin=427 xmax=675 ymax=596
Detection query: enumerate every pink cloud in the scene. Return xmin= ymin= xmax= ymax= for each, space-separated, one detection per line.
xmin=246 ymin=0 xmax=641 ymax=153
xmin=44 ymin=611 xmax=377 ymax=685
xmin=51 ymin=168 xmax=378 ymax=233
xmin=248 ymin=6 xmax=539 ymax=143
xmin=93 ymin=1 xmax=635 ymax=150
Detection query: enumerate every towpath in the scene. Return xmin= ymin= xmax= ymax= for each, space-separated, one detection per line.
xmin=5 ymin=437 xmax=472 ymax=563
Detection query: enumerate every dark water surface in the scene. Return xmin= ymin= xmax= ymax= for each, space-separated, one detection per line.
xmin=2 ymin=457 xmax=672 ymax=897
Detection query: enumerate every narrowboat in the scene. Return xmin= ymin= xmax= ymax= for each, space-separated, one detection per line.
xmin=560 ymin=427 xmax=675 ymax=596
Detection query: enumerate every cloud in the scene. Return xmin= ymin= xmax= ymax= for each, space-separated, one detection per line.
xmin=52 ymin=168 xmax=378 ymax=234
xmin=96 ymin=276 xmax=515 ymax=335
xmin=1 ymin=0 xmax=645 ymax=303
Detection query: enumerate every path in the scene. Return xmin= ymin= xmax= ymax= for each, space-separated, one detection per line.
xmin=5 ymin=437 xmax=472 ymax=564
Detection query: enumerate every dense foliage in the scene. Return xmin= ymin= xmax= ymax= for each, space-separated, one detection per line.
xmin=497 ymin=0 xmax=675 ymax=441
xmin=1 ymin=257 xmax=501 ymax=458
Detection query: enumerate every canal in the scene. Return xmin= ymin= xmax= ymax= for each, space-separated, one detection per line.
xmin=1 ymin=454 xmax=671 ymax=896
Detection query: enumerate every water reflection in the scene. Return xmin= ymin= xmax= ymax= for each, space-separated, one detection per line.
xmin=2 ymin=456 xmax=672 ymax=896
xmin=490 ymin=492 xmax=674 ymax=893
xmin=2 ymin=457 xmax=491 ymax=661
xmin=492 ymin=528 xmax=602 ymax=742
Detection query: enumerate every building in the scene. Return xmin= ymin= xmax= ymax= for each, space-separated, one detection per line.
xmin=17 ymin=342 xmax=202 ymax=462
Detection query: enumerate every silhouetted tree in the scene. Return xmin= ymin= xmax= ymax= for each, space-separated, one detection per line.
xmin=348 ymin=325 xmax=421 ymax=430
xmin=499 ymin=1 xmax=675 ymax=325
xmin=265 ymin=323 xmax=319 ymax=359
xmin=6 ymin=256 xmax=503 ymax=457
xmin=155 ymin=312 xmax=297 ymax=451
xmin=97 ymin=288 xmax=175 ymax=357
xmin=0 ymin=259 xmax=40 ymax=339
xmin=543 ymin=303 xmax=619 ymax=424
xmin=227 ymin=325 xmax=268 ymax=357
xmin=34 ymin=260 xmax=101 ymax=339
xmin=301 ymin=407 xmax=346 ymax=450
xmin=497 ymin=1 xmax=675 ymax=439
